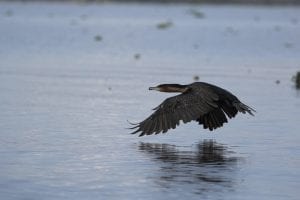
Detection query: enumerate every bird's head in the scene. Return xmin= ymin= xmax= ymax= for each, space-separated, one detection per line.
xmin=149 ymin=84 xmax=189 ymax=93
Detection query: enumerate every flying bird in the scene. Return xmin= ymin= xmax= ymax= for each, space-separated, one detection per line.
xmin=130 ymin=82 xmax=255 ymax=136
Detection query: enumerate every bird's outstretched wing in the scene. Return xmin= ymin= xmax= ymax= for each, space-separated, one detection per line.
xmin=130 ymin=90 xmax=219 ymax=136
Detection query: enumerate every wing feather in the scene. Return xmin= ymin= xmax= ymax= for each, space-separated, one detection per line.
xmin=130 ymin=90 xmax=219 ymax=136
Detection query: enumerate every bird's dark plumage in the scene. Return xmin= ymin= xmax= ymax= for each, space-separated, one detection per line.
xmin=130 ymin=82 xmax=255 ymax=136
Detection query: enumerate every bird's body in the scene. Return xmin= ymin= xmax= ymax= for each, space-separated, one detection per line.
xmin=130 ymin=82 xmax=255 ymax=136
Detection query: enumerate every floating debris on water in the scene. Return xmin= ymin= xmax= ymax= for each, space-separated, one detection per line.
xmin=156 ymin=21 xmax=173 ymax=30
xmin=5 ymin=9 xmax=13 ymax=17
xmin=193 ymin=75 xmax=200 ymax=81
xmin=275 ymin=80 xmax=280 ymax=84
xmin=134 ymin=53 xmax=141 ymax=60
xmin=80 ymin=14 xmax=88 ymax=21
xmin=225 ymin=26 xmax=239 ymax=35
xmin=70 ymin=19 xmax=78 ymax=26
xmin=188 ymin=9 xmax=205 ymax=19
xmin=284 ymin=42 xmax=293 ymax=48
xmin=193 ymin=44 xmax=199 ymax=49
xmin=292 ymin=71 xmax=300 ymax=89
xmin=273 ymin=25 xmax=281 ymax=32
xmin=254 ymin=16 xmax=261 ymax=22
xmin=297 ymin=72 xmax=300 ymax=89
xmin=291 ymin=18 xmax=298 ymax=25
xmin=94 ymin=35 xmax=103 ymax=42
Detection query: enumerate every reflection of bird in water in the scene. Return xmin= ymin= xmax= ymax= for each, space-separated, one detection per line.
xmin=139 ymin=140 xmax=238 ymax=166
xmin=130 ymin=82 xmax=255 ymax=136
xmin=138 ymin=140 xmax=240 ymax=193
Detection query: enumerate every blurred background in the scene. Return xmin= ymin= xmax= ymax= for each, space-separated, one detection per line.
xmin=2 ymin=0 xmax=300 ymax=4
xmin=0 ymin=0 xmax=299 ymax=200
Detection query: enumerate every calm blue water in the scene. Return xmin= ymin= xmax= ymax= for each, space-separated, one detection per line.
xmin=0 ymin=2 xmax=300 ymax=200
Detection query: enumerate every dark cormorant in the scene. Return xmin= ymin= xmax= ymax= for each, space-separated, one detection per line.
xmin=130 ymin=82 xmax=255 ymax=136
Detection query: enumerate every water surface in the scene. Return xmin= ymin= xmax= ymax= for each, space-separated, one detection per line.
xmin=0 ymin=2 xmax=300 ymax=200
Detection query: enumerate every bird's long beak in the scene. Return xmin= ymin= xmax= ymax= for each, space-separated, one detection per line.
xmin=149 ymin=86 xmax=160 ymax=91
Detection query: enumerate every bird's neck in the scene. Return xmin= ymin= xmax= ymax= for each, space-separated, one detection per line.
xmin=160 ymin=84 xmax=189 ymax=93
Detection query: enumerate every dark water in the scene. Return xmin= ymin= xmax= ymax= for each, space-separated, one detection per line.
xmin=0 ymin=2 xmax=300 ymax=200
